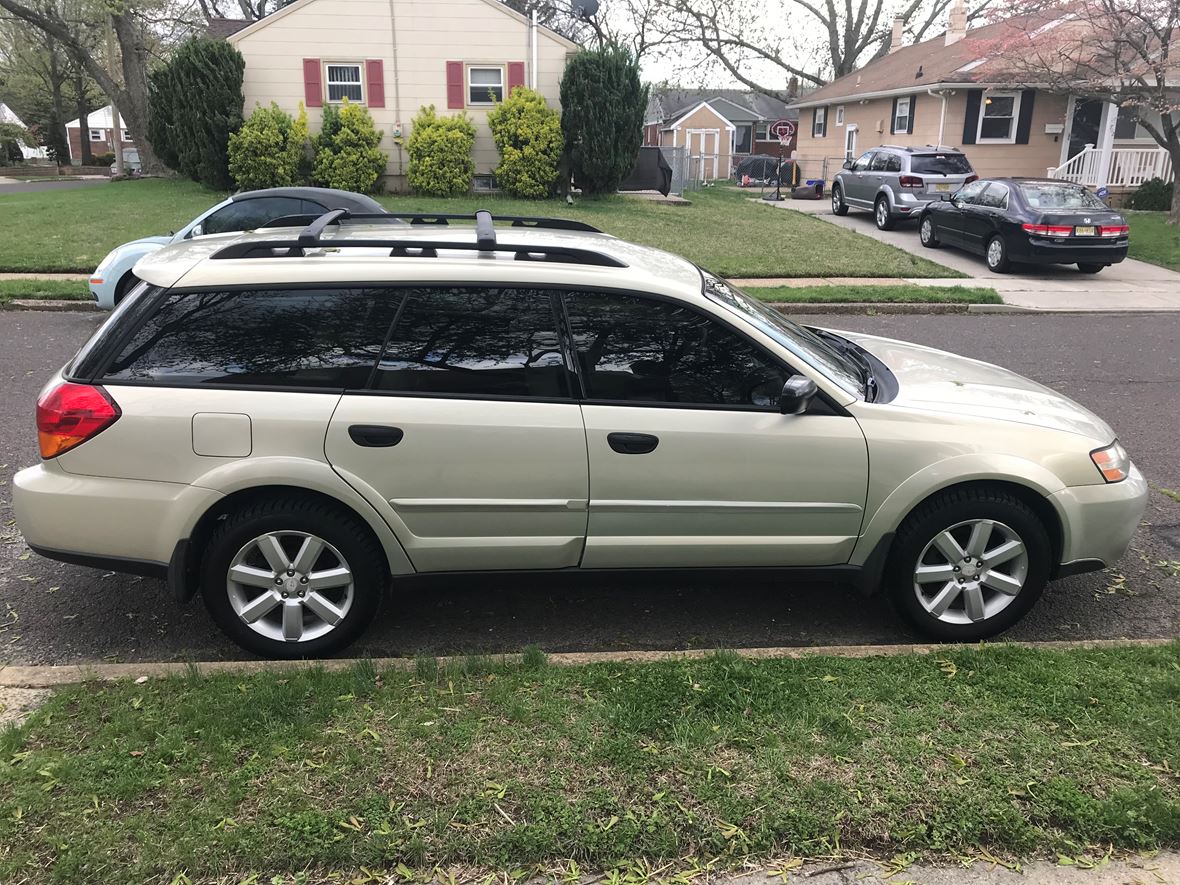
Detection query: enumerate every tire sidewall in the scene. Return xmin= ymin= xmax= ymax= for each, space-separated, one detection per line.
xmin=832 ymin=185 xmax=847 ymax=215
xmin=201 ymin=503 xmax=385 ymax=658
xmin=887 ymin=493 xmax=1051 ymax=642
xmin=986 ymin=235 xmax=1008 ymax=272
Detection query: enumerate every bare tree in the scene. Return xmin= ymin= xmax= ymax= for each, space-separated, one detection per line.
xmin=971 ymin=0 xmax=1179 ymax=223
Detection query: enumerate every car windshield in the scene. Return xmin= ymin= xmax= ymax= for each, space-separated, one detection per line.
xmin=700 ymin=271 xmax=865 ymax=399
xmin=910 ymin=154 xmax=972 ymax=175
xmin=1020 ymin=183 xmax=1108 ymax=210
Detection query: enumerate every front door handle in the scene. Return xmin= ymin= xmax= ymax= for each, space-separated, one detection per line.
xmin=348 ymin=424 xmax=404 ymax=447
xmin=607 ymin=432 xmax=659 ymax=455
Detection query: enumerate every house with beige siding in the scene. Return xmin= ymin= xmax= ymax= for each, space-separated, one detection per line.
xmin=788 ymin=1 xmax=1172 ymax=195
xmin=225 ymin=0 xmax=579 ymax=191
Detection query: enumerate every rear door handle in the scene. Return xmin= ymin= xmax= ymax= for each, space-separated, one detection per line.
xmin=348 ymin=424 xmax=404 ymax=447
xmin=607 ymin=432 xmax=659 ymax=455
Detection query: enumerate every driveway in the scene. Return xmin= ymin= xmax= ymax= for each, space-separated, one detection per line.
xmin=779 ymin=198 xmax=1180 ymax=311
xmin=1 ymin=310 xmax=1177 ymax=665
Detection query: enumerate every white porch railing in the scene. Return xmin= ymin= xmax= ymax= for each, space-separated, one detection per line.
xmin=1049 ymin=145 xmax=1173 ymax=188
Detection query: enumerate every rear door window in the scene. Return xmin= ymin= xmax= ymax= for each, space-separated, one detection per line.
xmin=910 ymin=154 xmax=973 ymax=174
xmin=101 ymin=288 xmax=402 ymax=388
xmin=870 ymin=152 xmax=892 ymax=172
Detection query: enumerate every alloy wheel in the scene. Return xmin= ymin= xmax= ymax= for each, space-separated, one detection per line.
xmin=226 ymin=531 xmax=355 ymax=643
xmin=876 ymin=201 xmax=889 ymax=227
xmin=987 ymin=238 xmax=1004 ymax=269
xmin=912 ymin=519 xmax=1029 ymax=625
xmin=920 ymin=218 xmax=934 ymax=244
xmin=832 ymin=189 xmax=841 ymax=212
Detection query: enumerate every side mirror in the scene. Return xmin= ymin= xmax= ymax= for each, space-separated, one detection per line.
xmin=190 ymin=223 xmax=203 ymax=237
xmin=842 ymin=159 xmax=853 ymax=170
xmin=779 ymin=374 xmax=818 ymax=415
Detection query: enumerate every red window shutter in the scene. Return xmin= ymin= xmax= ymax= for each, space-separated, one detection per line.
xmin=366 ymin=59 xmax=386 ymax=108
xmin=507 ymin=61 xmax=526 ymax=94
xmin=303 ymin=58 xmax=323 ymax=108
xmin=446 ymin=61 xmax=464 ymax=109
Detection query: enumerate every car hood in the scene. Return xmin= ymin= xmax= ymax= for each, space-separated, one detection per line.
xmin=114 ymin=234 xmax=174 ymax=253
xmin=837 ymin=330 xmax=1115 ymax=441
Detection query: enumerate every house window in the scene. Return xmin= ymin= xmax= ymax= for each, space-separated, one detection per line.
xmin=977 ymin=91 xmax=1020 ymax=143
xmin=1115 ymin=105 xmax=1158 ymax=140
xmin=326 ymin=63 xmax=364 ymax=103
xmin=734 ymin=124 xmax=752 ymax=154
xmin=835 ymin=106 xmax=845 ymax=126
xmin=813 ymin=106 xmax=827 ymax=138
xmin=89 ymin=129 xmax=104 ymax=142
xmin=121 ymin=130 xmax=131 ymax=141
xmin=892 ymin=97 xmax=911 ymax=133
xmin=755 ymin=122 xmax=769 ymax=140
xmin=468 ymin=66 xmax=504 ymax=105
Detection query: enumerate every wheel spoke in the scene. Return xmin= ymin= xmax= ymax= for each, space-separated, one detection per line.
xmin=229 ymin=564 xmax=277 ymax=589
xmin=926 ymin=580 xmax=962 ymax=616
xmin=257 ymin=535 xmax=290 ymax=573
xmin=303 ymin=592 xmax=345 ymax=625
xmin=915 ymin=562 xmax=957 ymax=584
xmin=282 ymin=601 xmax=304 ymax=641
xmin=962 ymin=585 xmax=986 ymax=621
xmin=965 ymin=521 xmax=993 ymax=558
xmin=238 ymin=590 xmax=281 ymax=623
xmin=982 ymin=570 xmax=1023 ymax=596
xmin=307 ymin=566 xmax=351 ymax=592
xmin=932 ymin=531 xmax=966 ymax=563
xmin=291 ymin=536 xmax=324 ymax=575
xmin=983 ymin=539 xmax=1025 ymax=568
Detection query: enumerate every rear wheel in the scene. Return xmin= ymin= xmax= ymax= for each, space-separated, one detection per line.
xmin=200 ymin=495 xmax=386 ymax=658
xmin=886 ymin=487 xmax=1051 ymax=641
xmin=831 ymin=184 xmax=849 ymax=216
xmin=985 ymin=235 xmax=1011 ymax=273
xmin=919 ymin=215 xmax=940 ymax=248
xmin=874 ymin=197 xmax=896 ymax=230
xmin=1078 ymin=263 xmax=1105 ymax=274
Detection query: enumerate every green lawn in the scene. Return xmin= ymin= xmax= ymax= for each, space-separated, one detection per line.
xmin=2 ymin=643 xmax=1178 ymax=882
xmin=0 ymin=178 xmax=960 ymax=279
xmin=749 ymin=284 xmax=1001 ymax=304
xmin=1126 ymin=211 xmax=1180 ymax=271
xmin=0 ymin=279 xmax=90 ymax=305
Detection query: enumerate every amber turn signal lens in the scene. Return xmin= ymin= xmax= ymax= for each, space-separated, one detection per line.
xmin=1090 ymin=442 xmax=1129 ymax=483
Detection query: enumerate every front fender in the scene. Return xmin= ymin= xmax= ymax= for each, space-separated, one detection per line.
xmin=852 ymin=453 xmax=1069 ymax=566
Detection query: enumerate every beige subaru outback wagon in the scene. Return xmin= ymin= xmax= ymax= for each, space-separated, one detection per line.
xmin=13 ymin=210 xmax=1147 ymax=657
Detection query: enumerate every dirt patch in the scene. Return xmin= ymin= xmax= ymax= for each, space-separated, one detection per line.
xmin=0 ymin=686 xmax=50 ymax=728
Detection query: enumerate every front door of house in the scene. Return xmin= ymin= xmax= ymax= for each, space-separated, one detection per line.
xmin=844 ymin=124 xmax=858 ymax=161
xmin=1068 ymin=99 xmax=1103 ymax=160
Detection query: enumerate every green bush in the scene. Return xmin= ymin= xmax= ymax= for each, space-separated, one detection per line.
xmin=312 ymin=99 xmax=387 ymax=193
xmin=0 ymin=122 xmax=29 ymax=166
xmin=406 ymin=105 xmax=476 ymax=197
xmin=1129 ymin=177 xmax=1174 ymax=211
xmin=559 ymin=45 xmax=647 ymax=195
xmin=487 ymin=87 xmax=563 ymax=198
xmin=228 ymin=102 xmax=314 ymax=190
xmin=92 ymin=151 xmax=116 ymax=167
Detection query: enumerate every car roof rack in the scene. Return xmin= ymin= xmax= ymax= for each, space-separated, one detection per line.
xmin=213 ymin=208 xmax=627 ymax=268
xmin=257 ymin=210 xmax=603 ymax=233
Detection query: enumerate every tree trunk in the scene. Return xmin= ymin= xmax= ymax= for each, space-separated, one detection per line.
xmin=72 ymin=65 xmax=93 ymax=165
xmin=1171 ymin=169 xmax=1180 ymax=226
xmin=110 ymin=12 xmax=164 ymax=174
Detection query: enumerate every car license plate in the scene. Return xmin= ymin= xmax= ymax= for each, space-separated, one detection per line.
xmin=933 ymin=183 xmax=953 ymax=192
xmin=1074 ymin=225 xmax=1096 ymax=236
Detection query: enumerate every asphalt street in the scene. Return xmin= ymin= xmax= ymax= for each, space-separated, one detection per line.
xmin=1 ymin=309 xmax=1177 ymax=665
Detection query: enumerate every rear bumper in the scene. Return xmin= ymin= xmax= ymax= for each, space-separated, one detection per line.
xmin=1050 ymin=463 xmax=1147 ymax=572
xmin=1013 ymin=237 xmax=1129 ymax=266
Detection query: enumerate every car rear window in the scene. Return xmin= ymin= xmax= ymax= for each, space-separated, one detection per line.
xmin=909 ymin=154 xmax=972 ymax=174
xmin=1019 ymin=183 xmax=1109 ymax=210
xmin=100 ymin=288 xmax=403 ymax=388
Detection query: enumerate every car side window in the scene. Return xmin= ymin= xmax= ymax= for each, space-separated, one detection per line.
xmin=200 ymin=197 xmax=309 ymax=235
xmin=955 ymin=180 xmax=989 ymax=204
xmin=101 ymin=288 xmax=402 ymax=388
xmin=870 ymin=152 xmax=892 ymax=172
xmin=977 ymin=183 xmax=1009 ymax=210
xmin=852 ymin=151 xmax=875 ymax=172
xmin=885 ymin=154 xmax=902 ymax=173
xmin=372 ymin=287 xmax=568 ymax=399
xmin=562 ymin=291 xmax=790 ymax=409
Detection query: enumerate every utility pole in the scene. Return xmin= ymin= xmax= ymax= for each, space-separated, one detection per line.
xmin=106 ymin=15 xmax=124 ymax=175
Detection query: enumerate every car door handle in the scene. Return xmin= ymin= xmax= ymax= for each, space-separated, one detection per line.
xmin=348 ymin=424 xmax=404 ymax=447
xmin=607 ymin=432 xmax=659 ymax=455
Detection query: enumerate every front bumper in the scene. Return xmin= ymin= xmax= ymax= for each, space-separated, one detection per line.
xmin=1051 ymin=463 xmax=1147 ymax=573
xmin=1013 ymin=237 xmax=1129 ymax=266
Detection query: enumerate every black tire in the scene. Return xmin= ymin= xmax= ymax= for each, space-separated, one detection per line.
xmin=874 ymin=196 xmax=896 ymax=230
xmin=885 ymin=486 xmax=1052 ymax=642
xmin=919 ymin=214 xmax=940 ymax=248
xmin=831 ymin=184 xmax=849 ymax=216
xmin=1078 ymin=263 xmax=1105 ymax=274
xmin=113 ymin=272 xmax=139 ymax=305
xmin=985 ymin=234 xmax=1011 ymax=273
xmin=200 ymin=495 xmax=386 ymax=658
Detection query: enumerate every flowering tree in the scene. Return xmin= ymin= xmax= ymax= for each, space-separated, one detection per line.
xmin=969 ymin=0 xmax=1179 ymax=223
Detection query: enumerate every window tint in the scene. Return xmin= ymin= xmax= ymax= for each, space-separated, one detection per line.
xmin=956 ymin=180 xmax=988 ymax=204
xmin=563 ymin=291 xmax=789 ymax=408
xmin=870 ymin=152 xmax=892 ymax=172
xmin=977 ymin=183 xmax=1009 ymax=209
xmin=373 ymin=288 xmax=567 ymax=398
xmin=885 ymin=154 xmax=902 ymax=173
xmin=103 ymin=288 xmax=400 ymax=388
xmin=201 ymin=197 xmax=308 ymax=235
xmin=910 ymin=153 xmax=972 ymax=174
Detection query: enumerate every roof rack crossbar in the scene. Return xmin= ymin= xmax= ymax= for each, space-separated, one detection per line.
xmin=209 ymin=238 xmax=628 ymax=268
xmin=474 ymin=209 xmax=496 ymax=250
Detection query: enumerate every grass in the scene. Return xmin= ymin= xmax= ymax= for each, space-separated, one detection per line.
xmin=747 ymin=284 xmax=1001 ymax=304
xmin=0 ymin=178 xmax=960 ymax=279
xmin=2 ymin=643 xmax=1178 ymax=882
xmin=0 ymin=279 xmax=90 ymax=305
xmin=1126 ymin=211 xmax=1180 ymax=272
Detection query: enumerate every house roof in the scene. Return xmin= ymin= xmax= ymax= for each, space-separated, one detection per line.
xmin=648 ymin=87 xmax=798 ymax=126
xmin=207 ymin=16 xmax=251 ymax=38
xmin=65 ymin=105 xmax=125 ymax=130
xmin=0 ymin=102 xmax=27 ymax=127
xmin=789 ymin=9 xmax=1060 ymax=108
xmin=664 ymin=100 xmax=737 ymax=131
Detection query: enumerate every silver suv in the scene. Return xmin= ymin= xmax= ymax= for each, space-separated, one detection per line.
xmin=832 ymin=145 xmax=978 ymax=230
xmin=13 ymin=210 xmax=1145 ymax=658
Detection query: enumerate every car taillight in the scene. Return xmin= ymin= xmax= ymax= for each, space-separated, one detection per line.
xmin=1022 ymin=223 xmax=1074 ymax=237
xmin=898 ymin=175 xmax=924 ymax=188
xmin=1099 ymin=224 xmax=1129 ymax=237
xmin=964 ymin=175 xmax=979 ymax=184
xmin=36 ymin=382 xmax=120 ymax=459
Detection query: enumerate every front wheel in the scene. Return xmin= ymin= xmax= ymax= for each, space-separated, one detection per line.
xmin=1078 ymin=263 xmax=1106 ymax=274
xmin=200 ymin=496 xmax=386 ymax=658
xmin=874 ymin=197 xmax=896 ymax=230
xmin=985 ymin=235 xmax=1011 ymax=273
xmin=919 ymin=215 xmax=940 ymax=248
xmin=831 ymin=184 xmax=849 ymax=216
xmin=886 ymin=487 xmax=1051 ymax=641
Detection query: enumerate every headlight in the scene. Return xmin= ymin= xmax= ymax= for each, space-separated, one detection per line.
xmin=1091 ymin=441 xmax=1130 ymax=483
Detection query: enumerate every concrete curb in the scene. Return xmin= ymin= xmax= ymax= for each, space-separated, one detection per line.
xmin=768 ymin=301 xmax=974 ymax=314
xmin=1 ymin=299 xmax=99 ymax=312
xmin=0 ymin=637 xmax=1170 ymax=688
